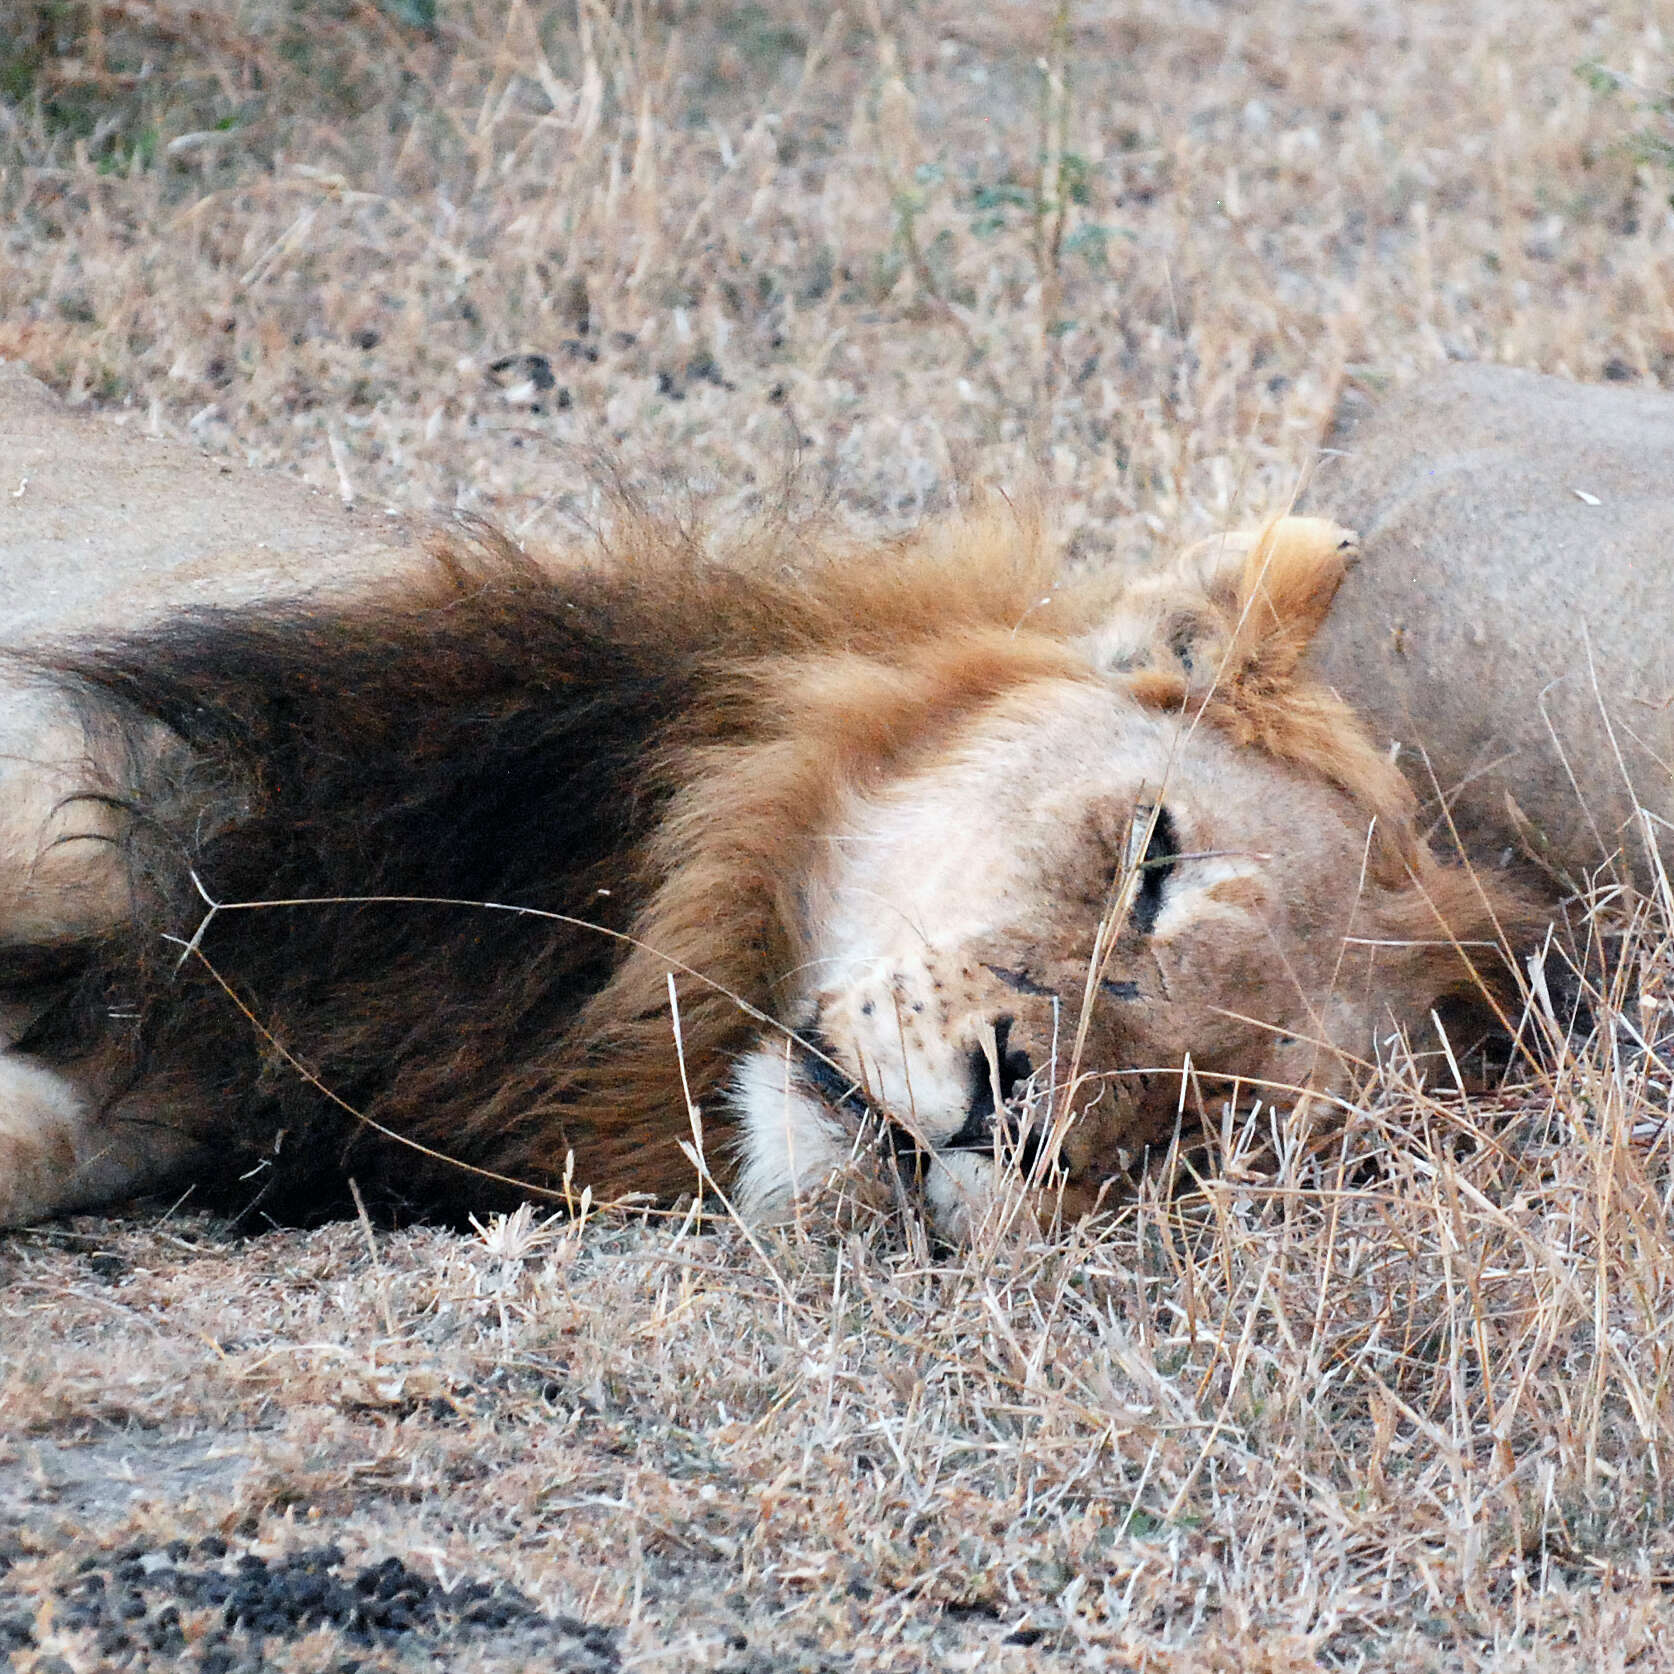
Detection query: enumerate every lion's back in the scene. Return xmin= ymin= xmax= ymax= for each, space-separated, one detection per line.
xmin=0 ymin=363 xmax=434 ymax=640
xmin=1305 ymin=363 xmax=1674 ymax=887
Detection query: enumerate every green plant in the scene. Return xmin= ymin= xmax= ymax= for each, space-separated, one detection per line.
xmin=1578 ymin=58 xmax=1674 ymax=188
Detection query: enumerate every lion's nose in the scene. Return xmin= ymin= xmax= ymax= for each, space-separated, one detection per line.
xmin=945 ymin=1016 xmax=1035 ymax=1152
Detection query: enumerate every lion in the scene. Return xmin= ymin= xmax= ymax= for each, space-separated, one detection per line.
xmin=0 ymin=366 xmax=1525 ymax=1235
xmin=1303 ymin=362 xmax=1674 ymax=895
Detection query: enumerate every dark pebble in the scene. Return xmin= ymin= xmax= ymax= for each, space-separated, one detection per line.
xmin=39 ymin=1539 xmax=583 ymax=1661
xmin=287 ymin=1574 xmax=326 ymax=1607
xmin=0 ymin=1613 xmax=36 ymax=1650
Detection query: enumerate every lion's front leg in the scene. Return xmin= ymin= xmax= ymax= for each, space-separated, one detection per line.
xmin=0 ymin=1055 xmax=98 ymax=1225
xmin=0 ymin=685 xmax=135 ymax=953
xmin=0 ymin=1058 xmax=205 ymax=1227
xmin=0 ymin=1057 xmax=116 ymax=1224
xmin=0 ymin=685 xmax=198 ymax=1226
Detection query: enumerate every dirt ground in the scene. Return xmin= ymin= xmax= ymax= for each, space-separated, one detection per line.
xmin=3 ymin=1 xmax=1674 ymax=1668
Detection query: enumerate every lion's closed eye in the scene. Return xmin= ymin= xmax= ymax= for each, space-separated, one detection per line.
xmin=1126 ymin=806 xmax=1178 ymax=937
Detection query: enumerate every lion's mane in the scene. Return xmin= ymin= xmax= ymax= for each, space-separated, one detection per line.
xmin=5 ymin=509 xmax=1519 ymax=1218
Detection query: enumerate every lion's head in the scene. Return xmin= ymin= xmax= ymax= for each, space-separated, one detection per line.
xmin=716 ymin=518 xmax=1527 ymax=1233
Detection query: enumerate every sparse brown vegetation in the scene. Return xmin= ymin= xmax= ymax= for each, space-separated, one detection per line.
xmin=3 ymin=1 xmax=1674 ymax=1669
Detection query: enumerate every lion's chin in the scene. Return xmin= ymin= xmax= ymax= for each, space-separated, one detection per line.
xmin=727 ymin=1040 xmax=868 ymax=1222
xmin=912 ymin=1150 xmax=1016 ymax=1242
xmin=728 ymin=1037 xmax=1074 ymax=1241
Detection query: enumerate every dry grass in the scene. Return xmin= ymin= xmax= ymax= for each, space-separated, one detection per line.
xmin=3 ymin=1 xmax=1674 ymax=1668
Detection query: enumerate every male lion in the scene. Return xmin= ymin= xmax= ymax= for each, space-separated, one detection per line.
xmin=0 ymin=367 xmax=1520 ymax=1234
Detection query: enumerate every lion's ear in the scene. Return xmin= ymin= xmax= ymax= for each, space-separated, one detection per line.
xmin=1225 ymin=516 xmax=1358 ymax=677
xmin=1077 ymin=516 xmax=1356 ymax=688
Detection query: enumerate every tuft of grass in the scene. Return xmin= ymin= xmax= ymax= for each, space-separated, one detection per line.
xmin=1579 ymin=58 xmax=1674 ymax=196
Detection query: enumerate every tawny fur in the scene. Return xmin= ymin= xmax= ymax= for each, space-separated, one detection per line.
xmin=1304 ymin=364 xmax=1674 ymax=891
xmin=0 ymin=510 xmax=1533 ymax=1227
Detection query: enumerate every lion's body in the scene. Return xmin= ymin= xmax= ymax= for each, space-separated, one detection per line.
xmin=0 ymin=367 xmax=1526 ymax=1233
xmin=0 ymin=363 xmax=431 ymax=638
xmin=1304 ymin=363 xmax=1674 ymax=892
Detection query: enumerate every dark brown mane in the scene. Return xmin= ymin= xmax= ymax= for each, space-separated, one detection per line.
xmin=12 ymin=512 xmax=1075 ymax=1217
